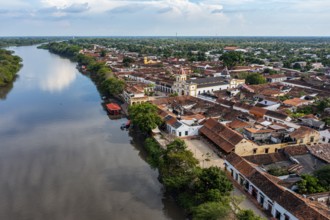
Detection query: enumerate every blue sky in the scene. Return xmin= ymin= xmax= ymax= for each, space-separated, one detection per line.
xmin=0 ymin=0 xmax=329 ymax=36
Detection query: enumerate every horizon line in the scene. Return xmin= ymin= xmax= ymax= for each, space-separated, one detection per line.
xmin=1 ymin=35 xmax=330 ymax=38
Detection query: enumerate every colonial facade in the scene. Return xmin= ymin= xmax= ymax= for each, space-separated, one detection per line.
xmin=224 ymin=153 xmax=329 ymax=220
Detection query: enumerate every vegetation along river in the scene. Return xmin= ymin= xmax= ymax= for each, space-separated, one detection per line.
xmin=0 ymin=45 xmax=185 ymax=220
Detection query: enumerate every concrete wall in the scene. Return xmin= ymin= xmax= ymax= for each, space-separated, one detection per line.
xmin=235 ymin=141 xmax=288 ymax=156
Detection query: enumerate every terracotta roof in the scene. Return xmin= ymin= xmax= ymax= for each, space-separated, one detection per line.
xmin=244 ymin=127 xmax=273 ymax=134
xmin=249 ymin=107 xmax=267 ymax=117
xmin=234 ymin=102 xmax=253 ymax=110
xmin=265 ymin=110 xmax=288 ymax=120
xmin=243 ymin=152 xmax=287 ymax=165
xmin=224 ymin=46 xmax=239 ymax=51
xmin=283 ymin=98 xmax=309 ymax=107
xmin=266 ymin=74 xmax=287 ymax=79
xmin=283 ymin=145 xmax=309 ymax=156
xmin=307 ymin=143 xmax=330 ymax=163
xmin=226 ymin=153 xmax=330 ymax=220
xmin=290 ymin=126 xmax=317 ymax=139
xmin=217 ymin=98 xmax=235 ymax=107
xmin=200 ymin=118 xmax=243 ymax=153
xmin=227 ymin=120 xmax=250 ymax=129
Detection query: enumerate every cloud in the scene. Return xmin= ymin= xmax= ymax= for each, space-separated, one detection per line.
xmin=62 ymin=3 xmax=90 ymax=13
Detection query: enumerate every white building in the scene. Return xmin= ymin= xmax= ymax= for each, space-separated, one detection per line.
xmin=164 ymin=115 xmax=203 ymax=137
xmin=224 ymin=153 xmax=329 ymax=220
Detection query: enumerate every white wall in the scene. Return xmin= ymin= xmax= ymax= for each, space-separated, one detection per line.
xmin=196 ymin=84 xmax=229 ymax=95
xmin=224 ymin=160 xmax=299 ymax=220
xmin=320 ymin=130 xmax=330 ymax=143
xmin=167 ymin=123 xmax=202 ymax=137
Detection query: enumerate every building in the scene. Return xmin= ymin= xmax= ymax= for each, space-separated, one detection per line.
xmin=244 ymin=128 xmax=273 ymax=142
xmin=174 ymin=76 xmax=230 ymax=96
xmin=283 ymin=98 xmax=312 ymax=107
xmin=290 ymin=126 xmax=320 ymax=145
xmin=163 ymin=114 xmax=204 ymax=137
xmin=266 ymin=74 xmax=287 ymax=83
xmin=224 ymin=153 xmax=330 ymax=220
xmin=123 ymin=83 xmax=153 ymax=105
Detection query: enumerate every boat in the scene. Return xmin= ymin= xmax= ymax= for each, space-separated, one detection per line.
xmin=120 ymin=120 xmax=131 ymax=130
xmin=105 ymin=103 xmax=121 ymax=115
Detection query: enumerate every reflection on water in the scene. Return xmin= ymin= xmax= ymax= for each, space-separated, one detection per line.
xmin=0 ymin=80 xmax=14 ymax=100
xmin=39 ymin=57 xmax=77 ymax=92
xmin=0 ymin=46 xmax=184 ymax=220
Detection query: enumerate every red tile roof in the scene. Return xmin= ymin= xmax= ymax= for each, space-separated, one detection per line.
xmin=226 ymin=153 xmax=330 ymax=220
xmin=200 ymin=118 xmax=243 ymax=153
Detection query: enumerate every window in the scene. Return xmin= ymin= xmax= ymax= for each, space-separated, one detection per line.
xmin=310 ymin=136 xmax=314 ymax=143
xmin=265 ymin=148 xmax=269 ymax=153
xmin=179 ymin=132 xmax=181 ymax=136
xmin=185 ymin=131 xmax=188 ymax=136
xmin=299 ymin=139 xmax=303 ymax=144
xmin=328 ymin=139 xmax=330 ymax=143
xmin=284 ymin=214 xmax=290 ymax=220
xmin=253 ymin=148 xmax=257 ymax=154
xmin=323 ymin=137 xmax=326 ymax=142
xmin=275 ymin=148 xmax=278 ymax=152
xmin=275 ymin=210 xmax=281 ymax=220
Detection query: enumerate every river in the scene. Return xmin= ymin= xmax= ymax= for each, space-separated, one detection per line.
xmin=0 ymin=45 xmax=184 ymax=220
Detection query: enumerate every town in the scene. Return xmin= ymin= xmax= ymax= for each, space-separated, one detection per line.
xmin=40 ymin=37 xmax=330 ymax=220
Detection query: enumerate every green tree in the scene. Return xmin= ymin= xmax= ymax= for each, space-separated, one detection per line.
xmin=192 ymin=201 xmax=230 ymax=220
xmin=100 ymin=49 xmax=107 ymax=57
xmin=123 ymin=56 xmax=135 ymax=67
xmin=297 ymin=174 xmax=326 ymax=194
xmin=160 ymin=139 xmax=198 ymax=191
xmin=194 ymin=167 xmax=233 ymax=197
xmin=316 ymin=98 xmax=330 ymax=112
xmin=144 ymin=138 xmax=164 ymax=168
xmin=245 ymin=73 xmax=266 ymax=85
xmin=128 ymin=102 xmax=162 ymax=133
xmin=237 ymin=209 xmax=265 ymax=220
xmin=313 ymin=165 xmax=330 ymax=190
xmin=101 ymin=77 xmax=125 ymax=96
xmin=293 ymin=63 xmax=301 ymax=70
xmin=221 ymin=51 xmax=244 ymax=69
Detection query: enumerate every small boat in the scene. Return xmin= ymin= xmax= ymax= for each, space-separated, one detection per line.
xmin=105 ymin=103 xmax=121 ymax=115
xmin=120 ymin=120 xmax=131 ymax=130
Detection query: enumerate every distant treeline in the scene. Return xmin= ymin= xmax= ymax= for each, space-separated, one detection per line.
xmin=0 ymin=49 xmax=22 ymax=86
xmin=0 ymin=37 xmax=70 ymax=47
xmin=38 ymin=42 xmax=81 ymax=59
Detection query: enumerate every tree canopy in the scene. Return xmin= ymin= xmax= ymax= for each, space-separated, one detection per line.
xmin=101 ymin=77 xmax=125 ymax=96
xmin=297 ymin=174 xmax=326 ymax=194
xmin=0 ymin=49 xmax=22 ymax=86
xmin=221 ymin=51 xmax=244 ymax=69
xmin=237 ymin=209 xmax=265 ymax=220
xmin=245 ymin=73 xmax=266 ymax=85
xmin=192 ymin=201 xmax=230 ymax=220
xmin=313 ymin=165 xmax=330 ymax=191
xmin=128 ymin=102 xmax=162 ymax=133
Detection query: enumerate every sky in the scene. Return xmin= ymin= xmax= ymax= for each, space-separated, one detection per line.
xmin=0 ymin=0 xmax=330 ymax=36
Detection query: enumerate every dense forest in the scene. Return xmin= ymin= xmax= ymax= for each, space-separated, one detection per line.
xmin=0 ymin=37 xmax=69 ymax=47
xmin=47 ymin=36 xmax=330 ymax=68
xmin=0 ymin=49 xmax=22 ymax=86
